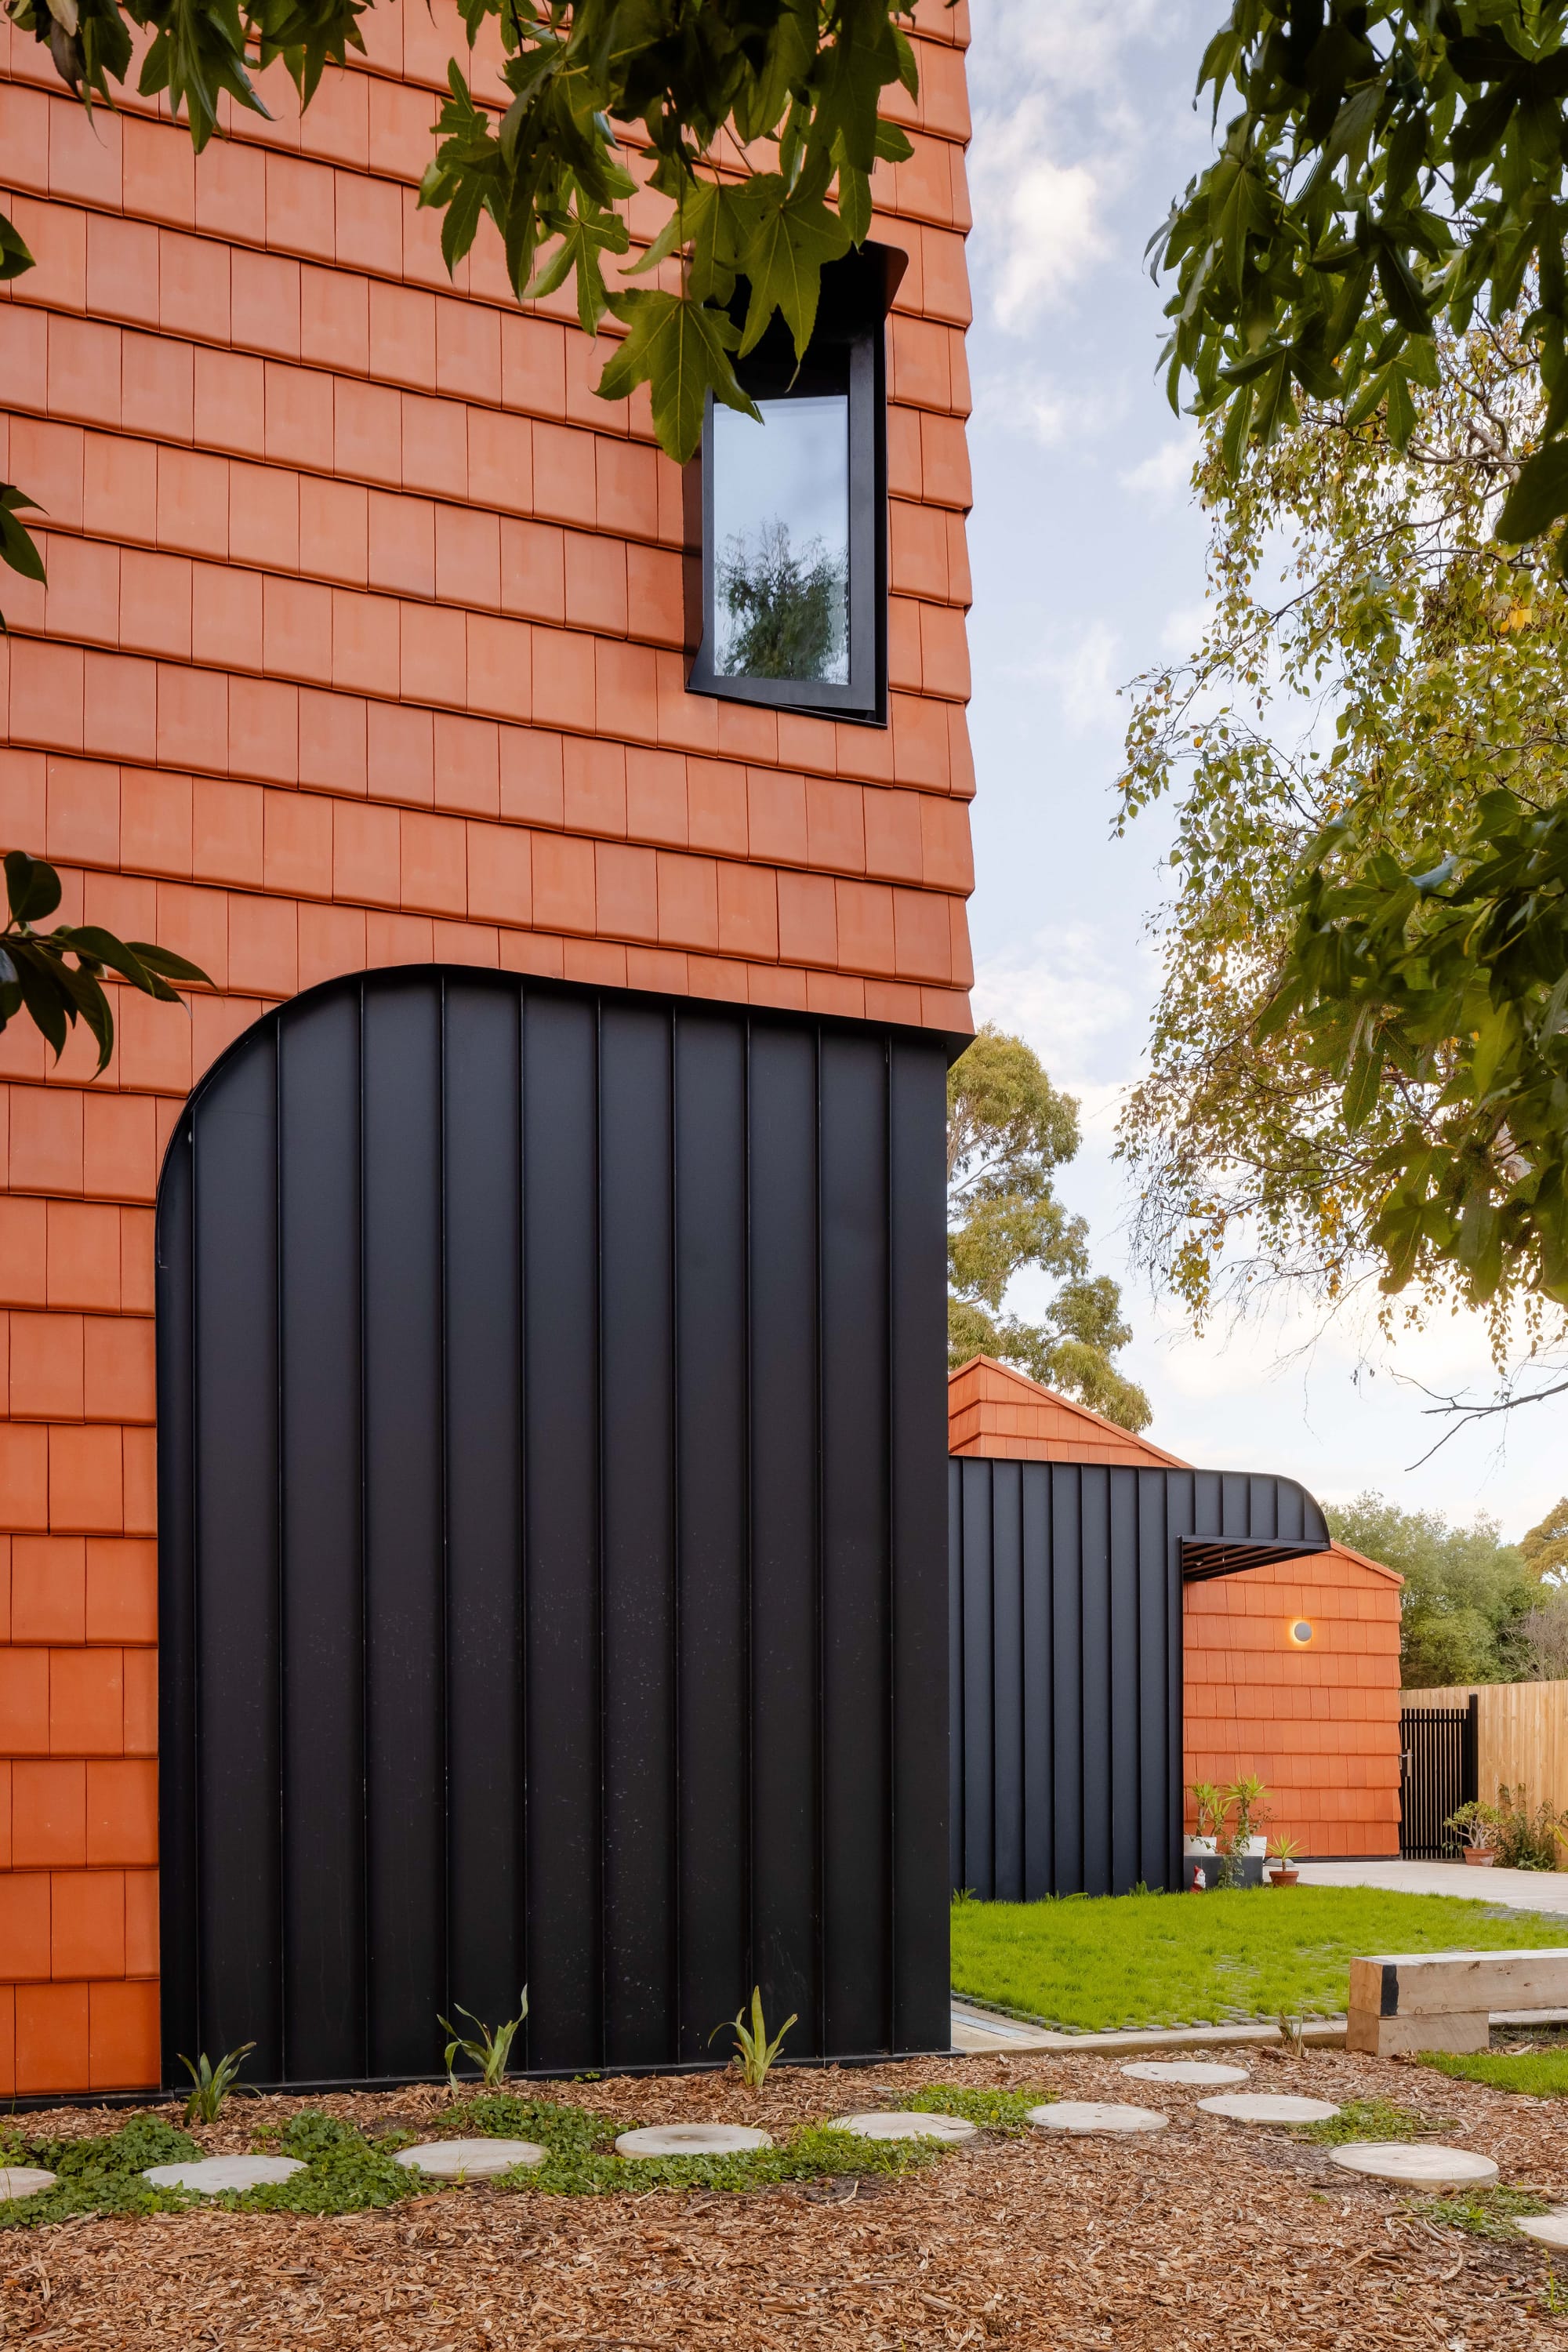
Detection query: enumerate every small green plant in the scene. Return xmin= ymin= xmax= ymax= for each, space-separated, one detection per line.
xmin=178 ymin=2042 xmax=255 ymax=2124
xmin=1225 ymin=1773 xmax=1271 ymax=1851
xmin=952 ymin=1886 xmax=978 ymax=1906
xmin=1269 ymin=1833 xmax=1302 ymax=1867
xmin=1297 ymin=2097 xmax=1445 ymax=2147
xmin=438 ymin=1988 xmax=528 ymax=2089
xmin=1494 ymin=1785 xmax=1566 ymax=1872
xmin=1544 ymin=2266 xmax=1568 ymax=2317
xmin=1186 ymin=1781 xmax=1228 ymax=1840
xmin=905 ymin=2082 xmax=1051 ymax=2135
xmin=1407 ymin=2184 xmax=1554 ymax=2240
xmin=0 ymin=2117 xmax=199 ymax=2228
xmin=1276 ymin=2010 xmax=1306 ymax=2058
xmin=712 ymin=1987 xmax=797 ymax=2090
xmin=1444 ymin=1799 xmax=1500 ymax=1855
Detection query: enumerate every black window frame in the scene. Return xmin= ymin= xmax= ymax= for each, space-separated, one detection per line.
xmin=687 ymin=245 xmax=901 ymax=728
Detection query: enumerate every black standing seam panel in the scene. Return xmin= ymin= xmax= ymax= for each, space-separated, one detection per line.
xmin=598 ymin=1004 xmax=677 ymax=2068
xmin=673 ymin=1014 xmax=750 ymax=2060
xmin=278 ymin=991 xmax=365 ymax=2081
xmin=521 ymin=991 xmax=601 ymax=2073
xmin=953 ymin=1457 xmax=1330 ymax=1900
xmin=887 ymin=1036 xmax=949 ymax=2056
xmin=1019 ymin=1467 xmax=1052 ymax=1898
xmin=989 ymin=1465 xmax=1023 ymax=1903
xmin=818 ymin=1032 xmax=892 ymax=2056
xmin=362 ymin=984 xmax=445 ymax=2079
xmin=946 ymin=1461 xmax=964 ymax=1908
xmin=192 ymin=1029 xmax=281 ymax=2072
xmin=444 ymin=981 xmax=525 ymax=2031
xmin=748 ymin=1025 xmax=822 ymax=2048
xmin=158 ymin=967 xmax=950 ymax=2087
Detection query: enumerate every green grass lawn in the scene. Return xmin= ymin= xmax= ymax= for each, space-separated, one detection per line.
xmin=1419 ymin=2048 xmax=1568 ymax=2096
xmin=950 ymin=1887 xmax=1568 ymax=2031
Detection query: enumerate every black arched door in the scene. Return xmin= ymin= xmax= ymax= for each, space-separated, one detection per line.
xmin=157 ymin=968 xmax=950 ymax=2089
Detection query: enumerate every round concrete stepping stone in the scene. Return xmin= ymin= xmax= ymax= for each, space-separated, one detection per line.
xmin=1330 ymin=2143 xmax=1498 ymax=2188
xmin=1028 ymin=2102 xmax=1168 ymax=2136
xmin=142 ymin=2154 xmax=306 ymax=2194
xmin=836 ymin=2111 xmax=976 ymax=2143
xmin=0 ymin=2167 xmax=56 ymax=2201
xmin=1197 ymin=2093 xmax=1341 ymax=2124
xmin=1121 ymin=2060 xmax=1248 ymax=2087
xmin=394 ymin=2138 xmax=546 ymax=2179
xmin=1517 ymin=2213 xmax=1568 ymax=2247
xmin=615 ymin=2123 xmax=772 ymax=2158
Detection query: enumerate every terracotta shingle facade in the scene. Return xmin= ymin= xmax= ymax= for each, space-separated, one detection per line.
xmin=947 ymin=1359 xmax=1403 ymax=1860
xmin=0 ymin=0 xmax=975 ymax=2094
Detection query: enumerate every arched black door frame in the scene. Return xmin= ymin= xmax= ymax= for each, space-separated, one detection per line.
xmin=156 ymin=966 xmax=952 ymax=2089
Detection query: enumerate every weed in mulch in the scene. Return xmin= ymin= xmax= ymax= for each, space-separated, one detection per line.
xmin=519 ymin=2122 xmax=943 ymax=2198
xmin=1295 ymin=2096 xmax=1451 ymax=2146
xmin=0 ymin=2117 xmax=198 ymax=2227
xmin=1404 ymin=2183 xmax=1555 ymax=2240
xmin=903 ymin=2082 xmax=1053 ymax=2134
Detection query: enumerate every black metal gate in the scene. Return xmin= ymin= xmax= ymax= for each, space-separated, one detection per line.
xmin=157 ymin=967 xmax=952 ymax=2089
xmin=1399 ymin=1697 xmax=1478 ymax=1860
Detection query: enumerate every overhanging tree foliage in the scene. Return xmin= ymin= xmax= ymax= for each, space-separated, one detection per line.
xmin=948 ymin=1027 xmax=1152 ymax=1433
xmin=1157 ymin=1 xmax=1568 ymax=564
xmin=0 ymin=852 xmax=209 ymax=1072
xmin=1120 ymin=302 xmax=1568 ymax=1356
xmin=1 ymin=0 xmax=920 ymax=614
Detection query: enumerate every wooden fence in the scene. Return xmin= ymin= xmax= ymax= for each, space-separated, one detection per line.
xmin=1401 ymin=1681 xmax=1568 ymax=1864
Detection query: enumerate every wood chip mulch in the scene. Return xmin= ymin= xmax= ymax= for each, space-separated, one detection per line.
xmin=5 ymin=2045 xmax=1568 ymax=2348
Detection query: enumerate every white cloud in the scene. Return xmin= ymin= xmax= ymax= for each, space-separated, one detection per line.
xmin=971 ymin=922 xmax=1151 ymax=1100
xmin=1120 ymin=433 xmax=1198 ymax=506
xmin=965 ymin=0 xmax=1205 ymax=332
xmin=1022 ymin=619 xmax=1124 ymax=736
xmin=970 ymin=365 xmax=1120 ymax=449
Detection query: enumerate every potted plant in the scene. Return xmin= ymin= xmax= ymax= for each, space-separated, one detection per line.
xmin=1446 ymin=1800 xmax=1499 ymax=1866
xmin=1268 ymin=1833 xmax=1301 ymax=1887
xmin=1216 ymin=1774 xmax=1272 ymax=1889
xmin=1185 ymin=1782 xmax=1228 ymax=1889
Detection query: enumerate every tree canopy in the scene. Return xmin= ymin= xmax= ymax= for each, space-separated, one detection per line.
xmin=1158 ymin=1 xmax=1568 ymax=564
xmin=1330 ymin=1489 xmax=1542 ymax=1684
xmin=1119 ymin=317 xmax=1568 ymax=1356
xmin=947 ymin=1027 xmax=1152 ymax=1432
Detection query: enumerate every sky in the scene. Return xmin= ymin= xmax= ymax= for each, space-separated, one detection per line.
xmin=958 ymin=0 xmax=1565 ymax=1544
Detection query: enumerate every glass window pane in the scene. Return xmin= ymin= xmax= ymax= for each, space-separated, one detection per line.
xmin=711 ymin=395 xmax=850 ymax=684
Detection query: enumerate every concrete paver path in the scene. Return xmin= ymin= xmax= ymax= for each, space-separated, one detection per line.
xmin=1297 ymin=1857 xmax=1568 ymax=1911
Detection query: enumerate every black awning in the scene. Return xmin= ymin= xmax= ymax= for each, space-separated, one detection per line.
xmin=1179 ymin=1536 xmax=1332 ymax=1585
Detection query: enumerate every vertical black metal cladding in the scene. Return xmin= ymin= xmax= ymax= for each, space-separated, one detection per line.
xmin=950 ymin=1458 xmax=1330 ymax=1900
xmin=156 ymin=967 xmax=951 ymax=2088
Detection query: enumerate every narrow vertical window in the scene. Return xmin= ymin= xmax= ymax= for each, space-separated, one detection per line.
xmin=688 ymin=246 xmax=898 ymax=725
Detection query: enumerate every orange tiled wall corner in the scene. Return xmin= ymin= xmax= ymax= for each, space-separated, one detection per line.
xmin=1183 ymin=1553 xmax=1403 ymax=1859
xmin=0 ymin=0 xmax=975 ymax=2094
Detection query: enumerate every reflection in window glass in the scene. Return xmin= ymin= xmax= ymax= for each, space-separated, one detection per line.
xmin=711 ymin=395 xmax=850 ymax=684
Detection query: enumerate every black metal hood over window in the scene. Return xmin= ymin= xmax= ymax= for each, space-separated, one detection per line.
xmin=156 ymin=968 xmax=952 ymax=2090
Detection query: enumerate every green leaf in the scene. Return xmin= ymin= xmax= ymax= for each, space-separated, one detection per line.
xmin=0 ymin=208 xmax=34 ymax=282
xmin=4 ymin=851 xmax=62 ymax=925
xmin=598 ymin=292 xmax=757 ymax=465
xmin=1497 ymin=442 xmax=1568 ymax=543
xmin=737 ymin=184 xmax=851 ymax=358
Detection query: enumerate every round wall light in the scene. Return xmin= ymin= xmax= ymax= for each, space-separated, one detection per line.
xmin=1287 ymin=1620 xmax=1315 ymax=1647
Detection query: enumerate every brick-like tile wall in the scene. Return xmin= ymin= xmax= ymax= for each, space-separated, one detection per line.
xmin=1183 ymin=1547 xmax=1403 ymax=1859
xmin=0 ymin=0 xmax=975 ymax=2093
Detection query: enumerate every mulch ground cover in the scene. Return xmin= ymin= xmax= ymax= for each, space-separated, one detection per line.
xmin=5 ymin=2043 xmax=1568 ymax=2348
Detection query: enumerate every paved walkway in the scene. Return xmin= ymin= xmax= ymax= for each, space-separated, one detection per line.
xmin=1296 ymin=1857 xmax=1568 ymax=1912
